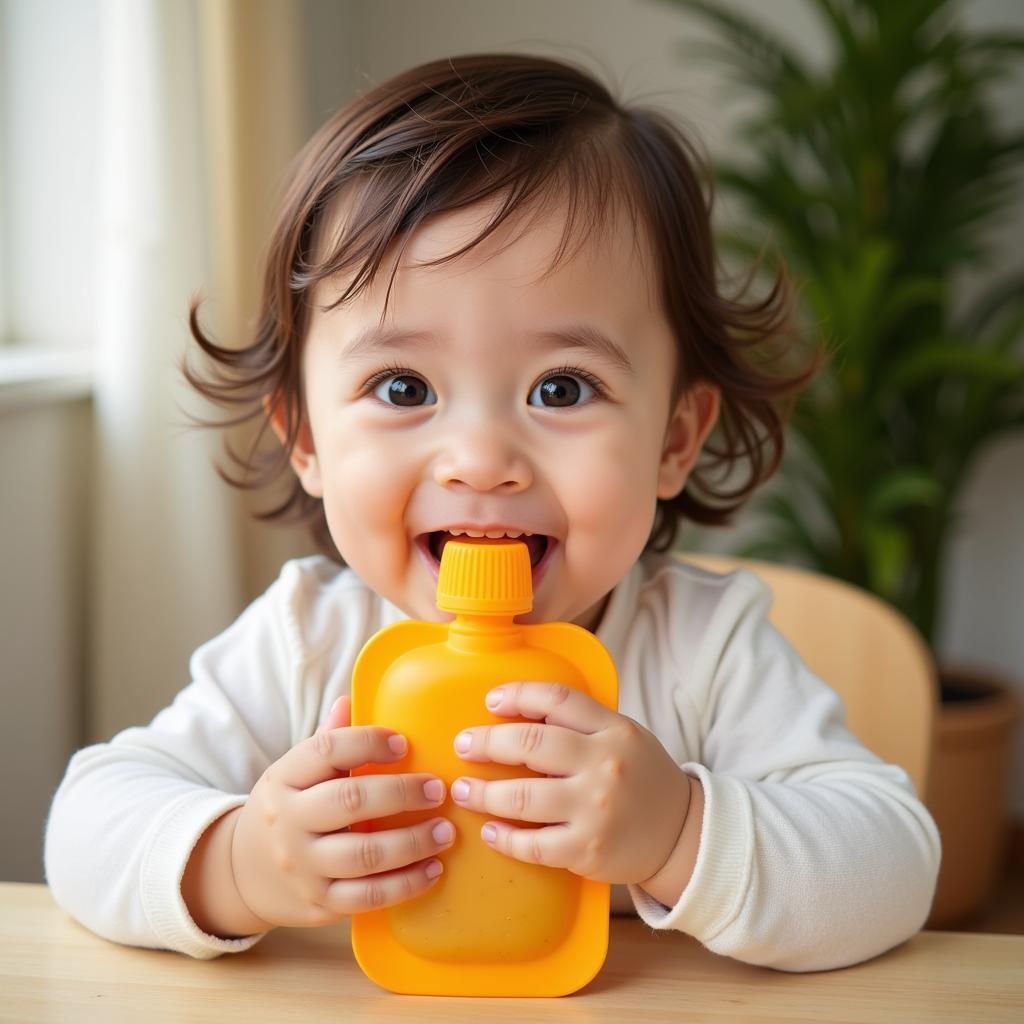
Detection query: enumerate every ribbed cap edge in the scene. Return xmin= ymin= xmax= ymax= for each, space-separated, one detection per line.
xmin=436 ymin=540 xmax=533 ymax=614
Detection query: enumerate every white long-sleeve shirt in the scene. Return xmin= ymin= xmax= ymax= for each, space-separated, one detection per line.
xmin=44 ymin=552 xmax=941 ymax=969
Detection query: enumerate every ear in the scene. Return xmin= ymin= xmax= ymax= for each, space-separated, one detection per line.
xmin=656 ymin=381 xmax=720 ymax=500
xmin=264 ymin=394 xmax=323 ymax=498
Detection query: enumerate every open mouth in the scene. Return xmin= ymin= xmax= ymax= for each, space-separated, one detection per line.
xmin=428 ymin=530 xmax=548 ymax=568
xmin=416 ymin=530 xmax=557 ymax=586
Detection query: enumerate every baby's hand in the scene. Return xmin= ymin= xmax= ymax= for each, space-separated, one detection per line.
xmin=450 ymin=683 xmax=693 ymax=887
xmin=230 ymin=696 xmax=454 ymax=929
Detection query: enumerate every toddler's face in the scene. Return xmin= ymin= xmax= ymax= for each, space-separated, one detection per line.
xmin=279 ymin=192 xmax=718 ymax=630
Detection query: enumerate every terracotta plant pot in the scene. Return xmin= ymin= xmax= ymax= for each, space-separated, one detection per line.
xmin=925 ymin=664 xmax=1020 ymax=928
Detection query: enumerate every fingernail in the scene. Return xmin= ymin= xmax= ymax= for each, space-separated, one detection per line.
xmin=485 ymin=688 xmax=504 ymax=710
xmin=423 ymin=778 xmax=444 ymax=802
xmin=425 ymin=859 xmax=444 ymax=879
xmin=329 ymin=696 xmax=344 ymax=716
xmin=454 ymin=731 xmax=472 ymax=754
xmin=451 ymin=779 xmax=470 ymax=802
xmin=388 ymin=734 xmax=408 ymax=756
xmin=481 ymin=824 xmax=498 ymax=844
xmin=431 ymin=820 xmax=454 ymax=844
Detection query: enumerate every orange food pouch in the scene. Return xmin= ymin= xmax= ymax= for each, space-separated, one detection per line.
xmin=350 ymin=539 xmax=618 ymax=996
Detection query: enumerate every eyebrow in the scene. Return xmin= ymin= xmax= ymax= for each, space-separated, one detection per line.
xmin=340 ymin=322 xmax=636 ymax=376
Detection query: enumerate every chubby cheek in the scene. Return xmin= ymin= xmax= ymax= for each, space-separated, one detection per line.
xmin=318 ymin=426 xmax=415 ymax=589
xmin=556 ymin=429 xmax=659 ymax=595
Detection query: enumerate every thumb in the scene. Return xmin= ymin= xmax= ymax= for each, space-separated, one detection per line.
xmin=316 ymin=694 xmax=351 ymax=735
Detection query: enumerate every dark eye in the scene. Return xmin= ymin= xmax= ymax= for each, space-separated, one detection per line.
xmin=372 ymin=373 xmax=437 ymax=407
xmin=528 ymin=373 xmax=597 ymax=408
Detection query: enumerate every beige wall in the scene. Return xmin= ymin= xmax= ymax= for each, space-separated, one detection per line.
xmin=0 ymin=398 xmax=90 ymax=881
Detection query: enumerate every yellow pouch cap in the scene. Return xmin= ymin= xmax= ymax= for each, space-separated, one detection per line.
xmin=436 ymin=539 xmax=533 ymax=615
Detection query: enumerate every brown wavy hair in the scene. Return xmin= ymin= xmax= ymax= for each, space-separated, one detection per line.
xmin=182 ymin=52 xmax=823 ymax=563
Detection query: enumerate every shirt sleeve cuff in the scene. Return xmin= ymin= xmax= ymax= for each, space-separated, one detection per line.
xmin=627 ymin=763 xmax=754 ymax=940
xmin=139 ymin=789 xmax=268 ymax=959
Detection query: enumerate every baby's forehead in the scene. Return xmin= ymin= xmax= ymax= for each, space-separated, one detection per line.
xmin=300 ymin=187 xmax=680 ymax=398
xmin=310 ymin=187 xmax=660 ymax=317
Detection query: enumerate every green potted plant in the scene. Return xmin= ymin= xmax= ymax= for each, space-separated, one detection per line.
xmin=661 ymin=0 xmax=1023 ymax=925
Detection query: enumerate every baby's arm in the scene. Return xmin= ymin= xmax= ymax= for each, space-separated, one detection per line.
xmin=629 ymin=573 xmax=941 ymax=972
xmin=44 ymin=580 xmax=296 ymax=958
xmin=46 ymin=565 xmax=455 ymax=959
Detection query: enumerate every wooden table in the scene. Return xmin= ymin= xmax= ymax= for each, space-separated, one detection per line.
xmin=2 ymin=882 xmax=1022 ymax=1022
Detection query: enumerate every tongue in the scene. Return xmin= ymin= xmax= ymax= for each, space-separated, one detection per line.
xmin=436 ymin=532 xmax=546 ymax=568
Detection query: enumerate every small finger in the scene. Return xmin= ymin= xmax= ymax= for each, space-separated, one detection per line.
xmin=485 ymin=682 xmax=613 ymax=733
xmin=296 ymin=772 xmax=447 ymax=832
xmin=310 ymin=816 xmax=456 ymax=879
xmin=283 ymin=726 xmax=408 ymax=790
xmin=454 ymin=721 xmax=585 ymax=775
xmin=479 ymin=820 xmax=575 ymax=869
xmin=450 ymin=775 xmax=569 ymax=824
xmin=323 ymin=859 xmax=445 ymax=915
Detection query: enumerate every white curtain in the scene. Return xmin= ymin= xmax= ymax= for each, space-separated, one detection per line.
xmin=90 ymin=0 xmax=305 ymax=740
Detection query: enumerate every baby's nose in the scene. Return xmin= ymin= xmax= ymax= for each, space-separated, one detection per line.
xmin=433 ymin=431 xmax=533 ymax=493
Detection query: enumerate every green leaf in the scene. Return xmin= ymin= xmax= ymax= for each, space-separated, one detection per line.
xmin=881 ymin=341 xmax=1024 ymax=397
xmin=873 ymin=276 xmax=945 ymax=337
xmin=863 ymin=522 xmax=912 ymax=603
xmin=864 ymin=471 xmax=944 ymax=520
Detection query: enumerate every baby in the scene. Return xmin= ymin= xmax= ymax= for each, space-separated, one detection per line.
xmin=45 ymin=52 xmax=940 ymax=972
